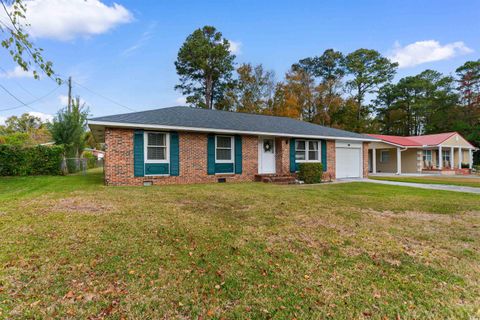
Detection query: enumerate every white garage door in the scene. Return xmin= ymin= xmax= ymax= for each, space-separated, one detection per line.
xmin=336 ymin=142 xmax=362 ymax=178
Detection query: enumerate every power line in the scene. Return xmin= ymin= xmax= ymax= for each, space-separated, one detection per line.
xmin=71 ymin=80 xmax=137 ymax=112
xmin=0 ymin=83 xmax=62 ymax=112
xmin=0 ymin=83 xmax=42 ymax=113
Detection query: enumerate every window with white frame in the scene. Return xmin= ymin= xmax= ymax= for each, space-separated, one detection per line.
xmin=295 ymin=140 xmax=320 ymax=162
xmin=423 ymin=150 xmax=432 ymax=162
xmin=380 ymin=150 xmax=390 ymax=163
xmin=442 ymin=150 xmax=450 ymax=163
xmin=145 ymin=132 xmax=169 ymax=163
xmin=215 ymin=136 xmax=234 ymax=163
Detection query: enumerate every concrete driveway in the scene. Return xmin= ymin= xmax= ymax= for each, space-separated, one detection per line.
xmin=359 ymin=178 xmax=480 ymax=194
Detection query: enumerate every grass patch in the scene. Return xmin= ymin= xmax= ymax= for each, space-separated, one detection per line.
xmin=370 ymin=175 xmax=480 ymax=188
xmin=1 ymin=171 xmax=479 ymax=318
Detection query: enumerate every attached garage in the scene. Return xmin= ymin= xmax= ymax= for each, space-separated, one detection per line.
xmin=335 ymin=141 xmax=363 ymax=178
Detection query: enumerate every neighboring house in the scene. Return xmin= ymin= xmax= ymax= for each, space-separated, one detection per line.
xmin=83 ymin=148 xmax=105 ymax=159
xmin=367 ymin=132 xmax=477 ymax=175
xmin=88 ymin=106 xmax=377 ymax=186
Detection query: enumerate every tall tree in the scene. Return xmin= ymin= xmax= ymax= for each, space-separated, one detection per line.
xmin=270 ymin=68 xmax=316 ymax=121
xmin=4 ymin=113 xmax=42 ymax=133
xmin=455 ymin=60 xmax=480 ymax=155
xmin=228 ymin=63 xmax=275 ymax=114
xmin=175 ymin=26 xmax=235 ymax=109
xmin=375 ymin=70 xmax=458 ymax=136
xmin=50 ymin=97 xmax=89 ymax=158
xmin=294 ymin=49 xmax=345 ymax=96
xmin=343 ymin=49 xmax=398 ymax=131
xmin=0 ymin=0 xmax=57 ymax=81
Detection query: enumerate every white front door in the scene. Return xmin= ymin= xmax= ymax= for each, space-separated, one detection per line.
xmin=259 ymin=138 xmax=276 ymax=174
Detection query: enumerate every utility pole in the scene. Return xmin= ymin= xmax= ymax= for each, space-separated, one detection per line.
xmin=67 ymin=76 xmax=72 ymax=112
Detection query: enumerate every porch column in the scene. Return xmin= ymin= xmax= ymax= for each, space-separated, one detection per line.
xmin=458 ymin=147 xmax=462 ymax=169
xmin=450 ymin=147 xmax=454 ymax=169
xmin=438 ymin=146 xmax=443 ymax=170
xmin=372 ymin=148 xmax=377 ymax=174
xmin=469 ymin=149 xmax=473 ymax=169
xmin=396 ymin=147 xmax=402 ymax=175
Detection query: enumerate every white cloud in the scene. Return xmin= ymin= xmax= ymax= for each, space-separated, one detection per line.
xmin=0 ymin=66 xmax=34 ymax=79
xmin=122 ymin=21 xmax=157 ymax=57
xmin=28 ymin=111 xmax=54 ymax=123
xmin=7 ymin=0 xmax=133 ymax=41
xmin=388 ymin=40 xmax=473 ymax=68
xmin=175 ymin=96 xmax=186 ymax=105
xmin=228 ymin=40 xmax=242 ymax=54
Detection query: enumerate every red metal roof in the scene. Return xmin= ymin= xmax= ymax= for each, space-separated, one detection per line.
xmin=367 ymin=132 xmax=458 ymax=147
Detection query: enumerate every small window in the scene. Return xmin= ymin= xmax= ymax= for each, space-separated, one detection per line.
xmin=295 ymin=140 xmax=320 ymax=162
xmin=423 ymin=150 xmax=432 ymax=162
xmin=380 ymin=150 xmax=390 ymax=163
xmin=215 ymin=136 xmax=234 ymax=162
xmin=145 ymin=132 xmax=168 ymax=163
xmin=295 ymin=140 xmax=306 ymax=161
xmin=442 ymin=150 xmax=450 ymax=163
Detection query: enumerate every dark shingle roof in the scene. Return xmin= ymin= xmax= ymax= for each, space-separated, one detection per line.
xmin=89 ymin=106 xmax=373 ymax=140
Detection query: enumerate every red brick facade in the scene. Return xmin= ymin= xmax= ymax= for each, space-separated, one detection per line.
xmin=363 ymin=142 xmax=370 ymax=178
xmin=104 ymin=128 xmax=368 ymax=186
xmin=105 ymin=128 xmax=259 ymax=186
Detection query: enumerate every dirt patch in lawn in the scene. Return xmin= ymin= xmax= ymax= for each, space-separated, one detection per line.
xmin=21 ymin=195 xmax=116 ymax=214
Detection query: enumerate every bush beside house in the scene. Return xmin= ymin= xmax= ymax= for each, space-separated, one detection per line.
xmin=0 ymin=145 xmax=64 ymax=176
xmin=297 ymin=162 xmax=323 ymax=184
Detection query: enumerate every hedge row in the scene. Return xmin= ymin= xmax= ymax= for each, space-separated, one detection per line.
xmin=0 ymin=145 xmax=64 ymax=176
xmin=298 ymin=162 xmax=323 ymax=184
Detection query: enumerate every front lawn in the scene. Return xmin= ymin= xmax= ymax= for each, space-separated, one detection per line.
xmin=1 ymin=172 xmax=479 ymax=319
xmin=369 ymin=175 xmax=480 ymax=188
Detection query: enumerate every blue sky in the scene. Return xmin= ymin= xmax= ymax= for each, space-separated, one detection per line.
xmin=1 ymin=0 xmax=479 ymax=123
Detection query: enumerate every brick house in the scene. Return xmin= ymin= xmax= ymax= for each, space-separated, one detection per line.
xmin=88 ymin=107 xmax=377 ymax=186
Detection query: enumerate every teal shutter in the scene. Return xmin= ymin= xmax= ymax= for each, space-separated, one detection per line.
xmin=289 ymin=138 xmax=296 ymax=173
xmin=133 ymin=130 xmax=144 ymax=177
xmin=170 ymin=132 xmax=179 ymax=176
xmin=207 ymin=134 xmax=215 ymax=175
xmin=321 ymin=140 xmax=327 ymax=172
xmin=234 ymin=135 xmax=242 ymax=174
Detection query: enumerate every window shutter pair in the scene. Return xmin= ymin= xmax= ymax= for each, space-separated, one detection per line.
xmin=289 ymin=138 xmax=327 ymax=172
xmin=133 ymin=130 xmax=179 ymax=177
xmin=207 ymin=134 xmax=242 ymax=175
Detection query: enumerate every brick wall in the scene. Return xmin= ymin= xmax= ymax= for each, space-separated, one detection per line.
xmin=275 ymin=137 xmax=290 ymax=174
xmin=104 ymin=128 xmax=367 ymax=186
xmin=363 ymin=142 xmax=369 ymax=178
xmin=323 ymin=140 xmax=336 ymax=180
xmin=105 ymin=128 xmax=258 ymax=186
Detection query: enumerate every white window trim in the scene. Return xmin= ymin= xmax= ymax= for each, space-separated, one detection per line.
xmin=380 ymin=150 xmax=390 ymax=163
xmin=423 ymin=149 xmax=432 ymax=162
xmin=215 ymin=135 xmax=235 ymax=164
xmin=295 ymin=139 xmax=321 ymax=163
xmin=144 ymin=131 xmax=170 ymax=164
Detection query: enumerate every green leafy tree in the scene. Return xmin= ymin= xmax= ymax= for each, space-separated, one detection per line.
xmin=375 ymin=70 xmax=458 ymax=136
xmin=175 ymin=26 xmax=235 ymax=109
xmin=50 ymin=97 xmax=89 ymax=158
xmin=4 ymin=113 xmax=42 ymax=133
xmin=0 ymin=0 xmax=58 ymax=81
xmin=294 ymin=49 xmax=345 ymax=97
xmin=228 ymin=63 xmax=275 ymax=114
xmin=455 ymin=60 xmax=480 ymax=157
xmin=343 ymin=49 xmax=398 ymax=131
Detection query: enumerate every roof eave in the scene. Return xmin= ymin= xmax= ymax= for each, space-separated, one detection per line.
xmin=87 ymin=120 xmax=380 ymax=142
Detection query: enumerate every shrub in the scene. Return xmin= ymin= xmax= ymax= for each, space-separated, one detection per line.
xmin=461 ymin=162 xmax=470 ymax=169
xmin=82 ymin=151 xmax=97 ymax=169
xmin=298 ymin=162 xmax=323 ymax=184
xmin=0 ymin=145 xmax=64 ymax=176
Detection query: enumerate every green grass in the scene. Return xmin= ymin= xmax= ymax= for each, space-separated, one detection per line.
xmin=369 ymin=175 xmax=480 ymax=188
xmin=1 ymin=171 xmax=480 ymax=319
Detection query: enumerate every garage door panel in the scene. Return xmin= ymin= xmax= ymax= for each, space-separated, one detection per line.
xmin=336 ymin=146 xmax=361 ymax=178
